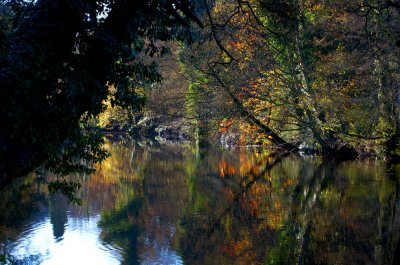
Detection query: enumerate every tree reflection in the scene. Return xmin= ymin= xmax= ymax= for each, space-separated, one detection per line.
xmin=178 ymin=150 xmax=297 ymax=265
xmin=94 ymin=141 xmax=400 ymax=265
xmin=49 ymin=192 xmax=68 ymax=241
xmin=99 ymin=198 xmax=142 ymax=265
xmin=0 ymin=175 xmax=48 ymax=242
xmin=176 ymin=152 xmax=400 ymax=265
xmin=97 ymin=141 xmax=191 ymax=264
xmin=1 ymin=140 xmax=399 ymax=265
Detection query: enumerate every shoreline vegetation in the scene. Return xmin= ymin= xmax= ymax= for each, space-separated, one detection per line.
xmin=1 ymin=0 xmax=400 ymax=189
xmin=100 ymin=128 xmax=382 ymax=161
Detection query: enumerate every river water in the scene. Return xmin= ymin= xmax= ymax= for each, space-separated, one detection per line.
xmin=0 ymin=139 xmax=399 ymax=265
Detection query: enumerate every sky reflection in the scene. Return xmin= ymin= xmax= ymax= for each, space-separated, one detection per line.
xmin=10 ymin=215 xmax=121 ymax=265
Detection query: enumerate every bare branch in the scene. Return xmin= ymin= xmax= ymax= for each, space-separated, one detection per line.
xmin=202 ymin=0 xmax=237 ymax=65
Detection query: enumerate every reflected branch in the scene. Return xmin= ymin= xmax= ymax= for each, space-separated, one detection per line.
xmin=206 ymin=150 xmax=290 ymax=238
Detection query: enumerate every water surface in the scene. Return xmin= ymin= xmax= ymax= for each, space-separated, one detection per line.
xmin=1 ymin=140 xmax=399 ymax=264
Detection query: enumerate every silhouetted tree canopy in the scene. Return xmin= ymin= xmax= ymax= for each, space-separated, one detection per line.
xmin=0 ymin=0 xmax=204 ymax=188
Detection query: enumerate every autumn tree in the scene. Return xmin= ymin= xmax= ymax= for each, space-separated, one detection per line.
xmin=180 ymin=0 xmax=298 ymax=150
xmin=180 ymin=0 xmax=400 ymax=157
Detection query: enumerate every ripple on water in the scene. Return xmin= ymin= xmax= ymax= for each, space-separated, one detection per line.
xmin=139 ymin=236 xmax=183 ymax=265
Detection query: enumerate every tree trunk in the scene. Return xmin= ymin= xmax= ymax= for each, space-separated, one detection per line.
xmin=288 ymin=16 xmax=357 ymax=158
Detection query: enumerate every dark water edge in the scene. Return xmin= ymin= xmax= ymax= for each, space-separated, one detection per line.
xmin=0 ymin=140 xmax=399 ymax=265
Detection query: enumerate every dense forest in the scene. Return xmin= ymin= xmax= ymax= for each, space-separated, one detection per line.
xmin=1 ymin=0 xmax=400 ymax=189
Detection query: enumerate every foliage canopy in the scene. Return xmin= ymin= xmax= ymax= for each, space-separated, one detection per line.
xmin=0 ymin=0 xmax=204 ymax=188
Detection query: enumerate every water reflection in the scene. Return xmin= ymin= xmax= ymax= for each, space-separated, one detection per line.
xmin=49 ymin=193 xmax=68 ymax=241
xmin=0 ymin=139 xmax=399 ymax=265
xmin=8 ymin=216 xmax=121 ymax=265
